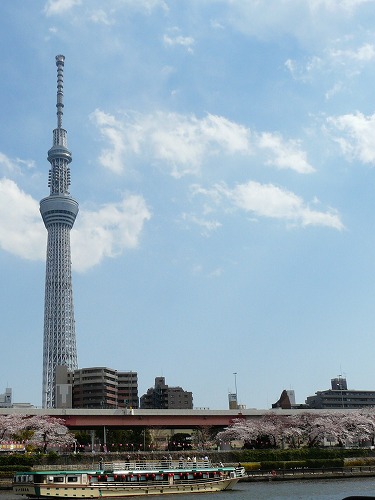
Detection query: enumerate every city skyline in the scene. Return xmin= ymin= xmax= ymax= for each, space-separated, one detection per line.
xmin=2 ymin=1 xmax=375 ymax=409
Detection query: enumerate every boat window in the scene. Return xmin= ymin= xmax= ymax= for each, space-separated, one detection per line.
xmin=53 ymin=477 xmax=64 ymax=482
xmin=67 ymin=476 xmax=78 ymax=482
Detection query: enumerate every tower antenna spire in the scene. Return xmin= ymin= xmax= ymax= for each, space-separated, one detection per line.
xmin=55 ymin=54 xmax=65 ymax=129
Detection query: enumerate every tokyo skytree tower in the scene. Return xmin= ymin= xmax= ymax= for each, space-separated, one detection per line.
xmin=40 ymin=55 xmax=79 ymax=408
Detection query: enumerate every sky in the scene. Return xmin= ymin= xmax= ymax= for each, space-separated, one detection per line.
xmin=2 ymin=0 xmax=375 ymax=410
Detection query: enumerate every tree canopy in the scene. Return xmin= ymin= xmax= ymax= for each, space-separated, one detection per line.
xmin=0 ymin=414 xmax=75 ymax=453
xmin=216 ymin=410 xmax=375 ymax=449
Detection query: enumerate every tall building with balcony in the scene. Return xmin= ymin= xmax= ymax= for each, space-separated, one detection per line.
xmin=140 ymin=377 xmax=193 ymax=409
xmin=54 ymin=366 xmax=139 ymax=409
xmin=118 ymin=371 xmax=139 ymax=409
xmin=305 ymin=377 xmax=375 ymax=409
xmin=73 ymin=367 xmax=118 ymax=409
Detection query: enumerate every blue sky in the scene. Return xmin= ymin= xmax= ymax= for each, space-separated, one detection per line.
xmin=2 ymin=0 xmax=375 ymax=409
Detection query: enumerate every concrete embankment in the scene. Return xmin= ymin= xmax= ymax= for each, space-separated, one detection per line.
xmin=0 ymin=476 xmax=12 ymax=490
xmin=242 ymin=466 xmax=375 ymax=482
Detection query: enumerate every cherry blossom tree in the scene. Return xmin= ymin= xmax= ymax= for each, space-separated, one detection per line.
xmin=356 ymin=409 xmax=375 ymax=446
xmin=25 ymin=416 xmax=76 ymax=453
xmin=216 ymin=415 xmax=287 ymax=449
xmin=216 ymin=418 xmax=251 ymax=448
xmin=216 ymin=410 xmax=375 ymax=449
xmin=288 ymin=412 xmax=331 ymax=447
xmin=257 ymin=413 xmax=289 ymax=448
xmin=334 ymin=411 xmax=375 ymax=447
xmin=0 ymin=414 xmax=75 ymax=453
xmin=0 ymin=414 xmax=26 ymax=442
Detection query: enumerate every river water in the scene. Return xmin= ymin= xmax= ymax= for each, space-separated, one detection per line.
xmin=2 ymin=478 xmax=375 ymax=499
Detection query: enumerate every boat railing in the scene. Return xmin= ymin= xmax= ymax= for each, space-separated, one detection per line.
xmin=102 ymin=459 xmax=215 ymax=471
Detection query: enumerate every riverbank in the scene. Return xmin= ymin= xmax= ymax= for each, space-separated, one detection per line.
xmin=244 ymin=466 xmax=375 ymax=482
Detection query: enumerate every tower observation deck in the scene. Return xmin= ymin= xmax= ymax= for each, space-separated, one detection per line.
xmin=40 ymin=55 xmax=79 ymax=408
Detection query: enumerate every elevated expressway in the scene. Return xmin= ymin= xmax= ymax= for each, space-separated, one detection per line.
xmin=0 ymin=408 xmax=345 ymax=432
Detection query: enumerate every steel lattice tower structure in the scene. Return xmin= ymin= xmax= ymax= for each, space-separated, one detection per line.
xmin=40 ymin=55 xmax=79 ymax=408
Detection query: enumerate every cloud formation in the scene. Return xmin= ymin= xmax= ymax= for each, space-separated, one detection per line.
xmin=220 ymin=0 xmax=374 ymax=44
xmin=0 ymin=153 xmax=35 ymax=175
xmin=0 ymin=178 xmax=45 ymax=261
xmin=91 ymin=110 xmax=315 ymax=177
xmin=44 ymin=0 xmax=168 ymax=18
xmin=163 ymin=29 xmax=195 ymax=53
xmin=72 ymin=195 xmax=151 ymax=272
xmin=327 ymin=111 xmax=375 ymax=164
xmin=192 ymin=181 xmax=344 ymax=230
xmin=44 ymin=0 xmax=82 ymax=16
xmin=258 ymin=133 xmax=315 ymax=174
xmin=0 ymin=166 xmax=151 ymax=272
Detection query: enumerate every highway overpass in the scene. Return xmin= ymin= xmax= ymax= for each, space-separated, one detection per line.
xmin=0 ymin=407 xmax=347 ymax=431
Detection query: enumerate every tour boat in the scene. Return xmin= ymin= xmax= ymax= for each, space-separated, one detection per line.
xmin=13 ymin=458 xmax=246 ymax=498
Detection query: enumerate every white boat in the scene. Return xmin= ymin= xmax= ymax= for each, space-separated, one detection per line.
xmin=13 ymin=458 xmax=246 ymax=498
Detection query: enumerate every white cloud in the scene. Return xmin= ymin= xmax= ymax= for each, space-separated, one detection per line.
xmin=0 ymin=153 xmax=20 ymax=174
xmin=285 ymin=42 xmax=375 ymax=86
xmin=258 ymin=133 xmax=315 ymax=173
xmin=72 ymin=195 xmax=151 ymax=272
xmin=90 ymin=9 xmax=113 ymax=25
xmin=221 ymin=0 xmax=374 ymax=44
xmin=44 ymin=0 xmax=168 ymax=18
xmin=327 ymin=111 xmax=375 ymax=164
xmin=44 ymin=0 xmax=82 ymax=16
xmin=149 ymin=113 xmax=251 ymax=177
xmin=329 ymin=43 xmax=375 ymax=62
xmin=193 ymin=181 xmax=344 ymax=230
xmin=209 ymin=267 xmax=223 ymax=278
xmin=91 ymin=110 xmax=314 ymax=177
xmin=285 ymin=56 xmax=323 ymax=82
xmin=0 ymin=178 xmax=45 ymax=260
xmin=90 ymin=109 xmax=127 ymax=174
xmin=163 ymin=32 xmax=195 ymax=53
xmin=91 ymin=110 xmax=251 ymax=177
xmin=117 ymin=0 xmax=169 ymax=13
xmin=0 ymin=177 xmax=150 ymax=272
xmin=210 ymin=19 xmax=225 ymax=30
xmin=0 ymin=153 xmax=35 ymax=175
xmin=311 ymin=0 xmax=375 ymax=12
xmin=181 ymin=212 xmax=222 ymax=237
xmin=325 ymin=81 xmax=344 ymax=100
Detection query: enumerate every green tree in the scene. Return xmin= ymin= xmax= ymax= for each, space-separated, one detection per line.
xmin=168 ymin=433 xmax=192 ymax=451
